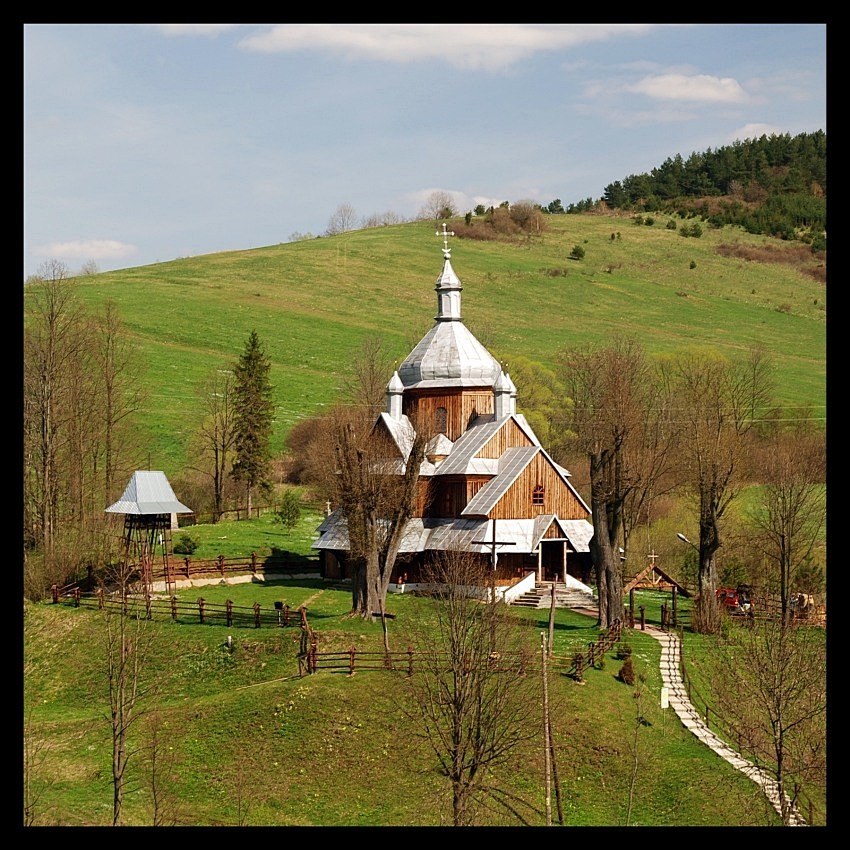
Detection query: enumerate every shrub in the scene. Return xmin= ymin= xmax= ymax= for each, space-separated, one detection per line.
xmin=618 ymin=656 xmax=636 ymax=685
xmin=616 ymin=642 xmax=633 ymax=660
xmin=275 ymin=490 xmax=302 ymax=528
xmin=569 ymin=244 xmax=585 ymax=261
xmin=689 ymin=260 xmax=697 ymax=269
xmin=666 ymin=219 xmax=678 ymax=230
xmin=173 ymin=533 xmax=200 ymax=555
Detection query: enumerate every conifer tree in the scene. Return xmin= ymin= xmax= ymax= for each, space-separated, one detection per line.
xmin=231 ymin=330 xmax=274 ymax=517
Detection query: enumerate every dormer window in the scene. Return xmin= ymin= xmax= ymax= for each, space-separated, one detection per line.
xmin=532 ymin=484 xmax=545 ymax=506
xmin=435 ymin=406 xmax=448 ymax=434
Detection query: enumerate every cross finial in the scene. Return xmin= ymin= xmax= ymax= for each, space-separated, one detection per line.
xmin=436 ymin=222 xmax=455 ymax=258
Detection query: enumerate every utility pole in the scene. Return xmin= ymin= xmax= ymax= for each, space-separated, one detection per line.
xmin=542 ymin=632 xmax=552 ymax=826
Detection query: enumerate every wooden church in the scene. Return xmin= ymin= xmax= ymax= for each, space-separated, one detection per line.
xmin=313 ymin=226 xmax=595 ymax=599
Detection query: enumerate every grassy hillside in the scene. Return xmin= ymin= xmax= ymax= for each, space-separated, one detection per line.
xmin=24 ymin=585 xmax=793 ymax=827
xmin=31 ymin=214 xmax=826 ymax=479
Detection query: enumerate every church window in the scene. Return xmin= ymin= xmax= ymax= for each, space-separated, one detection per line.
xmin=532 ymin=484 xmax=545 ymax=506
xmin=435 ymin=406 xmax=448 ymax=434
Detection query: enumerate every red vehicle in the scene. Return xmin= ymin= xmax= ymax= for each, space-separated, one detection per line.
xmin=716 ymin=585 xmax=753 ymax=616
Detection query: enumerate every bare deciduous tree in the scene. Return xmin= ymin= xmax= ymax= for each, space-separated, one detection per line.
xmin=405 ymin=551 xmax=539 ymax=826
xmin=556 ymin=338 xmax=652 ymax=628
xmin=418 ymin=190 xmax=457 ymax=221
xmin=331 ymin=405 xmax=431 ymax=621
xmin=141 ymin=711 xmax=182 ymax=826
xmin=193 ymin=368 xmax=238 ymax=521
xmin=746 ymin=423 xmax=825 ymax=621
xmin=325 ymin=202 xmax=358 ymax=236
xmin=707 ymin=618 xmax=826 ymax=825
xmin=104 ymin=564 xmax=157 ymax=826
xmin=92 ymin=300 xmax=146 ymax=506
xmin=23 ymin=261 xmax=86 ymax=556
xmin=661 ymin=348 xmax=772 ymax=633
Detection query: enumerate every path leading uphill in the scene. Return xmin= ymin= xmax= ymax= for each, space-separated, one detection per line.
xmin=573 ymin=609 xmax=806 ymax=826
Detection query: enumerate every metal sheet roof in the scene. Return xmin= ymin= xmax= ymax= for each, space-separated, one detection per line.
xmin=398 ymin=320 xmax=502 ymax=389
xmin=105 ymin=471 xmax=192 ymax=515
xmin=461 ymin=446 xmax=540 ymax=517
xmin=313 ymin=514 xmax=591 ymax=556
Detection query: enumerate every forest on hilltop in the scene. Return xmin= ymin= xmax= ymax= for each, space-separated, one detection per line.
xmin=549 ymin=131 xmax=825 ymax=250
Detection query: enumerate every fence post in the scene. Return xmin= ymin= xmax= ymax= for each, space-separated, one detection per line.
xmin=309 ymin=632 xmax=318 ymax=674
xmin=145 ymin=591 xmax=152 ymax=620
xmin=283 ymin=604 xmax=291 ymax=626
xmin=226 ymin=600 xmax=233 ymax=627
xmin=588 ymin=642 xmax=595 ymax=667
xmin=198 ymin=598 xmax=205 ymax=624
xmin=73 ymin=587 xmax=81 ymax=608
xmin=407 ymin=645 xmax=414 ymax=678
xmin=349 ymin=646 xmax=356 ymax=676
xmin=51 ymin=585 xmax=59 ymax=604
xmin=184 ymin=557 xmax=191 ymax=579
xmin=97 ymin=587 xmax=105 ymax=609
xmin=639 ymin=605 xmax=646 ymax=631
xmin=574 ymin=653 xmax=584 ymax=683
xmin=171 ymin=596 xmax=178 ymax=621
xmin=251 ymin=552 xmax=257 ymax=576
xmin=661 ymin=602 xmax=667 ymax=630
xmin=253 ymin=602 xmax=261 ymax=628
xmin=300 ymin=607 xmax=308 ymax=629
xmin=672 ymin=587 xmax=678 ymax=627
xmin=218 ymin=555 xmax=225 ymax=577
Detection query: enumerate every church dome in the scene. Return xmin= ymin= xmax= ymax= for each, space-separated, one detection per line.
xmin=398 ymin=320 xmax=502 ymax=389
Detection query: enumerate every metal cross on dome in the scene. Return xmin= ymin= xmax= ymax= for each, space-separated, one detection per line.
xmin=436 ymin=222 xmax=455 ymax=258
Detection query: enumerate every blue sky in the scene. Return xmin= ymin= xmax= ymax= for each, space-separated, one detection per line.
xmin=23 ymin=24 xmax=826 ymax=278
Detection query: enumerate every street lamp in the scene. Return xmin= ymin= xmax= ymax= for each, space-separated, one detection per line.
xmin=676 ymin=532 xmax=697 ymax=550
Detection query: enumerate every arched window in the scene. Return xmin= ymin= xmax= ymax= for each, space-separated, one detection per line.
xmin=435 ymin=406 xmax=448 ymax=434
xmin=532 ymin=484 xmax=545 ymax=506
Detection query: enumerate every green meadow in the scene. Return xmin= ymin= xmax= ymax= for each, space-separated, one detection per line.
xmin=31 ymin=214 xmax=825 ymax=478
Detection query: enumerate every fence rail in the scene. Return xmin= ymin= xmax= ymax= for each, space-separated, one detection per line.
xmin=301 ymin=619 xmax=622 ymax=680
xmin=50 ymin=585 xmax=309 ymax=631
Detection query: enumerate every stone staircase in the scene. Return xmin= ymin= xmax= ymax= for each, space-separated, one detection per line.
xmin=511 ymin=582 xmax=597 ymax=610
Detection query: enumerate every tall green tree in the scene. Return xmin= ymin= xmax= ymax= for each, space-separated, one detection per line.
xmin=231 ymin=331 xmax=274 ymax=517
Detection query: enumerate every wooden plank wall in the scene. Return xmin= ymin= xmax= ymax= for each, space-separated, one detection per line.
xmin=490 ymin=454 xmax=588 ymax=520
xmin=405 ymin=389 xmax=494 ymax=441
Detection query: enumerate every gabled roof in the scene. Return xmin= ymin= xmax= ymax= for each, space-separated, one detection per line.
xmin=462 ymin=446 xmax=540 ymax=516
xmin=530 ymin=514 xmax=570 ymax=551
xmin=375 ymin=412 xmax=416 ymax=460
xmin=434 ymin=412 xmax=540 ymax=476
xmin=105 ymin=471 xmax=192 ymax=516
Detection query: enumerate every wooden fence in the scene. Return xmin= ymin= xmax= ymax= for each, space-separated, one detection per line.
xmin=51 ymin=585 xmax=309 ymax=631
xmin=160 ymin=552 xmax=318 ymax=585
xmin=301 ymin=618 xmax=622 ymax=680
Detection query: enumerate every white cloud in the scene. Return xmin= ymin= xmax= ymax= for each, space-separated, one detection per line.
xmin=239 ymin=24 xmax=655 ymax=71
xmin=35 ymin=240 xmax=138 ymax=261
xmin=728 ymin=123 xmax=784 ymax=143
xmin=626 ymin=73 xmax=748 ymax=103
xmin=154 ymin=25 xmax=239 ymax=37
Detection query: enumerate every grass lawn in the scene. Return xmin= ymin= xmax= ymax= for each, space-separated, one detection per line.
xmin=25 ymin=577 xmax=790 ymax=826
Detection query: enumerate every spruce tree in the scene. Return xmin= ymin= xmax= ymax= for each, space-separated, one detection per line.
xmin=231 ymin=330 xmax=274 ymax=517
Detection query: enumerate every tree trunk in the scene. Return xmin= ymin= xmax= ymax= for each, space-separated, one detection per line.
xmin=695 ymin=512 xmax=721 ymax=633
